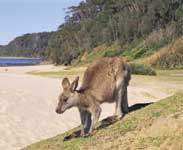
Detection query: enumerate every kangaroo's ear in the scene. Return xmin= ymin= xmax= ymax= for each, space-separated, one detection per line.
xmin=70 ymin=76 xmax=79 ymax=92
xmin=62 ymin=78 xmax=70 ymax=91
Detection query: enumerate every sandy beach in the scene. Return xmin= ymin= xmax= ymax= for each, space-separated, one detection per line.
xmin=0 ymin=65 xmax=182 ymax=150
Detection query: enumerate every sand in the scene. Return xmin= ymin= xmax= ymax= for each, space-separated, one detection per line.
xmin=0 ymin=65 xmax=182 ymax=150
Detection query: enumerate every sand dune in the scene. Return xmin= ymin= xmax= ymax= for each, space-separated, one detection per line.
xmin=0 ymin=65 xmax=182 ymax=150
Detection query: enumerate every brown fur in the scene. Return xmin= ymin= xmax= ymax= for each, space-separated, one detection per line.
xmin=56 ymin=57 xmax=131 ymax=135
xmin=79 ymin=57 xmax=129 ymax=102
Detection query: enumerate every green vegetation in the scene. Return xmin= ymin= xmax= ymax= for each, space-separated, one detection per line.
xmin=23 ymin=93 xmax=183 ymax=150
xmin=129 ymin=63 xmax=156 ymax=76
xmin=0 ymin=0 xmax=183 ymax=70
xmin=28 ymin=67 xmax=86 ymax=80
xmin=148 ymin=37 xmax=183 ymax=69
xmin=46 ymin=0 xmax=183 ymax=65
xmin=0 ymin=32 xmax=53 ymax=58
xmin=29 ymin=62 xmax=157 ymax=77
xmin=124 ymin=44 xmax=162 ymax=60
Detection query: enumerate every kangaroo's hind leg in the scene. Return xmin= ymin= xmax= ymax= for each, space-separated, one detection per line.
xmin=115 ymin=79 xmax=128 ymax=118
xmin=121 ymin=82 xmax=129 ymax=114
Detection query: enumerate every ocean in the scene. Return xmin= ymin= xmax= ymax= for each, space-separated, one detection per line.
xmin=0 ymin=58 xmax=42 ymax=66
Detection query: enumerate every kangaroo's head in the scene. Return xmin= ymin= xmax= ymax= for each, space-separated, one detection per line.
xmin=56 ymin=76 xmax=79 ymax=114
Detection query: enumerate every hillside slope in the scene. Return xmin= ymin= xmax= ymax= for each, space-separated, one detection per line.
xmin=0 ymin=32 xmax=53 ymax=58
xmin=45 ymin=0 xmax=183 ymax=65
xmin=23 ymin=93 xmax=183 ymax=150
xmin=147 ymin=37 xmax=183 ymax=68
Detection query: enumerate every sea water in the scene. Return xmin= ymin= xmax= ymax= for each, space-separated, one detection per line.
xmin=0 ymin=58 xmax=42 ymax=66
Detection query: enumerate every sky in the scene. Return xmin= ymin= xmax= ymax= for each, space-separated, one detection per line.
xmin=0 ymin=0 xmax=81 ymax=45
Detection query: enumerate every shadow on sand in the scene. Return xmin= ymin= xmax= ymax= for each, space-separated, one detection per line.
xmin=63 ymin=102 xmax=153 ymax=141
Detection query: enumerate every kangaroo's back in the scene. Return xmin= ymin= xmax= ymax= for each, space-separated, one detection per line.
xmin=80 ymin=57 xmax=129 ymax=103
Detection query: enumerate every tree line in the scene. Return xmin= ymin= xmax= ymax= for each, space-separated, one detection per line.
xmin=46 ymin=0 xmax=183 ymax=65
xmin=0 ymin=0 xmax=183 ymax=64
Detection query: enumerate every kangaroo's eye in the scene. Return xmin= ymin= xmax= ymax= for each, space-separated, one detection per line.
xmin=63 ymin=98 xmax=68 ymax=102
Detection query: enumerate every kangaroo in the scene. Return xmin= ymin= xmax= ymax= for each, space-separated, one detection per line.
xmin=56 ymin=57 xmax=131 ymax=135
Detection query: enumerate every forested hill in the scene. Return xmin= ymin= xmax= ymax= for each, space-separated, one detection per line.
xmin=0 ymin=32 xmax=53 ymax=58
xmin=47 ymin=0 xmax=183 ymax=66
xmin=0 ymin=0 xmax=183 ymax=68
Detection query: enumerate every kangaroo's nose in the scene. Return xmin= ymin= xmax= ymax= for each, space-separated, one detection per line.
xmin=55 ymin=109 xmax=60 ymax=114
xmin=56 ymin=108 xmax=63 ymax=114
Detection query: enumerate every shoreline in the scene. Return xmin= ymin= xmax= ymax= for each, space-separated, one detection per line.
xmin=0 ymin=57 xmax=41 ymax=59
xmin=0 ymin=57 xmax=49 ymax=67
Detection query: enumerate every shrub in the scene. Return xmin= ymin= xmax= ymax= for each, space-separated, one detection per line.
xmin=103 ymin=49 xmax=122 ymax=57
xmin=103 ymin=50 xmax=116 ymax=57
xmin=129 ymin=63 xmax=156 ymax=76
xmin=148 ymin=37 xmax=183 ymax=69
xmin=123 ymin=23 xmax=179 ymax=60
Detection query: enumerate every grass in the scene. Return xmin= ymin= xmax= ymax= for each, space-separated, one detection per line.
xmin=128 ymin=63 xmax=156 ymax=76
xmin=28 ymin=62 xmax=157 ymax=78
xmin=28 ymin=67 xmax=87 ymax=80
xmin=75 ymin=43 xmax=121 ymax=65
xmin=123 ymin=44 xmax=161 ymax=60
xmin=22 ymin=93 xmax=183 ymax=150
xmin=147 ymin=37 xmax=183 ymax=69
xmin=71 ymin=34 xmax=183 ymax=71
